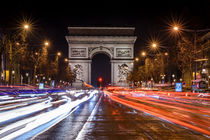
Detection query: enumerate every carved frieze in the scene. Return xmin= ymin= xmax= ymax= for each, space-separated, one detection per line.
xmin=116 ymin=48 xmax=132 ymax=57
xmin=71 ymin=48 xmax=86 ymax=57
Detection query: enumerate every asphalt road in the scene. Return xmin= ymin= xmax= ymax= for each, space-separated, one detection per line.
xmin=34 ymin=92 xmax=208 ymax=140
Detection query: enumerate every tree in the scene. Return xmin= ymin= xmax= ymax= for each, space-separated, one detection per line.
xmin=176 ymin=32 xmax=210 ymax=88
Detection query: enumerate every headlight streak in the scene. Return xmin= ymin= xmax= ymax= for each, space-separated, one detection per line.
xmin=0 ymin=98 xmax=49 ymax=112
xmin=0 ymin=95 xmax=14 ymax=100
xmin=0 ymin=97 xmax=39 ymax=105
xmin=0 ymin=99 xmax=52 ymax=125
xmin=0 ymin=90 xmax=95 ymax=140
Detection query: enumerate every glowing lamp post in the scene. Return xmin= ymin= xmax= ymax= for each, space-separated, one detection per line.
xmin=141 ymin=51 xmax=146 ymax=57
xmin=23 ymin=24 xmax=29 ymax=30
xmin=152 ymin=43 xmax=157 ymax=48
xmin=173 ymin=26 xmax=179 ymax=31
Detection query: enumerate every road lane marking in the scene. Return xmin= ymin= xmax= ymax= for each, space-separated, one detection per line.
xmin=75 ymin=93 xmax=102 ymax=140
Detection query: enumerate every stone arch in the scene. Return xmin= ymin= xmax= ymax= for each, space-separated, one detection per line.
xmin=66 ymin=27 xmax=136 ymax=87
xmin=89 ymin=47 xmax=113 ymax=59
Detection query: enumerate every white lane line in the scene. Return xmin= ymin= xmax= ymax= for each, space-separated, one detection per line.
xmin=31 ymin=105 xmax=80 ymax=140
xmin=75 ymin=93 xmax=102 ymax=140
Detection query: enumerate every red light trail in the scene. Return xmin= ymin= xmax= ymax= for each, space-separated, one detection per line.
xmin=104 ymin=88 xmax=210 ymax=136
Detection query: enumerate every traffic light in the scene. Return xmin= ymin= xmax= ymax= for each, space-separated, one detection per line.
xmin=98 ymin=77 xmax=103 ymax=83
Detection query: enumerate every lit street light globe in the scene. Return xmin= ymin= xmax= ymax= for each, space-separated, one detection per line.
xmin=141 ymin=51 xmax=146 ymax=56
xmin=173 ymin=26 xmax=179 ymax=31
xmin=24 ymin=24 xmax=29 ymax=30
xmin=16 ymin=42 xmax=20 ymax=46
xmin=57 ymin=52 xmax=61 ymax=56
xmin=44 ymin=41 xmax=49 ymax=46
xmin=64 ymin=58 xmax=68 ymax=62
xmin=135 ymin=57 xmax=139 ymax=62
xmin=152 ymin=43 xmax=157 ymax=48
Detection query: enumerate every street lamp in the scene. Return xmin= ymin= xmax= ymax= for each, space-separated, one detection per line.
xmin=23 ymin=24 xmax=29 ymax=30
xmin=44 ymin=41 xmax=49 ymax=46
xmin=152 ymin=43 xmax=157 ymax=48
xmin=141 ymin=51 xmax=146 ymax=57
xmin=135 ymin=57 xmax=139 ymax=62
xmin=172 ymin=74 xmax=175 ymax=78
xmin=64 ymin=58 xmax=68 ymax=62
xmin=173 ymin=26 xmax=179 ymax=31
xmin=57 ymin=52 xmax=61 ymax=56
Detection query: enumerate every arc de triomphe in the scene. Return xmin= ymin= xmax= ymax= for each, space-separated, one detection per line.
xmin=65 ymin=27 xmax=137 ymax=86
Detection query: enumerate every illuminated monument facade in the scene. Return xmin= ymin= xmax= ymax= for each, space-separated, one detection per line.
xmin=66 ymin=27 xmax=137 ymax=86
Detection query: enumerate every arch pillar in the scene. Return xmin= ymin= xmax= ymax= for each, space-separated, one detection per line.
xmin=111 ymin=60 xmax=134 ymax=86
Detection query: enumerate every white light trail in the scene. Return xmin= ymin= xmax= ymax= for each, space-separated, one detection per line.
xmin=0 ymin=97 xmax=39 ymax=105
xmin=0 ymin=90 xmax=96 ymax=140
xmin=0 ymin=100 xmax=51 ymax=124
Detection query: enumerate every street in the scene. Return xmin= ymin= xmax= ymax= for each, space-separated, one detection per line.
xmin=34 ymin=91 xmax=208 ymax=140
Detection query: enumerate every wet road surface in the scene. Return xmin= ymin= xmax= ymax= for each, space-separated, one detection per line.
xmin=34 ymin=92 xmax=208 ymax=140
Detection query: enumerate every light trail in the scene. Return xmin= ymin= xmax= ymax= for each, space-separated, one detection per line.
xmin=0 ymin=90 xmax=96 ymax=140
xmin=0 ymin=100 xmax=52 ymax=124
xmin=104 ymin=89 xmax=210 ymax=136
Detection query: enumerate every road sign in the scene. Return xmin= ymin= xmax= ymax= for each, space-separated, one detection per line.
xmin=175 ymin=82 xmax=182 ymax=92
xmin=39 ymin=83 xmax=44 ymax=89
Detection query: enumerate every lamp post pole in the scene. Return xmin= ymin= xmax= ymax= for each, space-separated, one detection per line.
xmin=194 ymin=31 xmax=197 ymax=81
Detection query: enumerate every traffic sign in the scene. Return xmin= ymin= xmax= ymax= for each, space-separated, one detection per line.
xmin=175 ymin=82 xmax=182 ymax=92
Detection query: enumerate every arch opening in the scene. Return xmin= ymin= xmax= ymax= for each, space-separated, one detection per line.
xmin=91 ymin=53 xmax=111 ymax=87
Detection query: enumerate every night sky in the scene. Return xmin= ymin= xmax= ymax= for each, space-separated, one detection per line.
xmin=1 ymin=0 xmax=209 ymax=57
xmin=0 ymin=0 xmax=210 ymax=85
